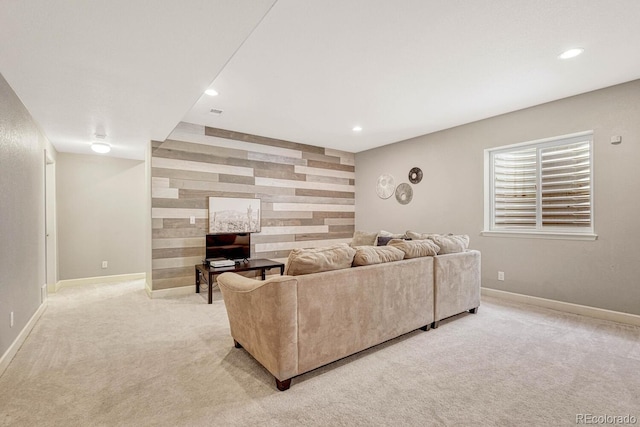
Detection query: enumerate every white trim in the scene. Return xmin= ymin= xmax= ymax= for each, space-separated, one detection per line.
xmin=145 ymin=281 xmax=152 ymax=298
xmin=144 ymin=277 xmax=153 ymax=298
xmin=54 ymin=273 xmax=146 ymax=292
xmin=482 ymin=287 xmax=640 ymax=327
xmin=483 ymin=149 xmax=491 ymax=233
xmin=0 ymin=300 xmax=48 ymax=378
xmin=480 ymin=230 xmax=598 ymax=241
xmin=145 ymin=283 xmax=195 ymax=299
xmin=487 ymin=130 xmax=593 ymax=152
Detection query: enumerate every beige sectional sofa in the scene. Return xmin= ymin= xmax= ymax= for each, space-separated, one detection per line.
xmin=217 ymin=236 xmax=481 ymax=391
xmin=433 ymin=250 xmax=481 ymax=327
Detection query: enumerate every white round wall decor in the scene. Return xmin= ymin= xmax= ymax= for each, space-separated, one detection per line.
xmin=395 ymin=183 xmax=413 ymax=205
xmin=376 ymin=173 xmax=396 ymax=199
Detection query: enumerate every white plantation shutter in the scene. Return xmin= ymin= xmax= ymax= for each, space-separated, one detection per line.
xmin=488 ymin=132 xmax=593 ymax=234
xmin=540 ymin=141 xmax=591 ymax=227
xmin=494 ymin=147 xmax=537 ymax=227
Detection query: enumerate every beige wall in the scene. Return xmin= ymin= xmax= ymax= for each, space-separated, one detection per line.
xmin=151 ymin=123 xmax=355 ymax=290
xmin=57 ymin=153 xmax=147 ymax=280
xmin=355 ymin=80 xmax=640 ymax=316
xmin=0 ymin=73 xmax=50 ymax=358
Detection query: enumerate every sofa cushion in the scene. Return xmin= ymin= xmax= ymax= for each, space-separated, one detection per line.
xmin=388 ymin=238 xmax=439 ymax=258
xmin=404 ymin=231 xmax=470 ymax=254
xmin=284 ymin=243 xmax=357 ymax=276
xmin=350 ymin=230 xmax=378 ymax=247
xmin=405 ymin=230 xmax=439 ymax=241
xmin=353 ymin=245 xmax=405 ymax=266
xmin=429 ymin=234 xmax=470 ymax=254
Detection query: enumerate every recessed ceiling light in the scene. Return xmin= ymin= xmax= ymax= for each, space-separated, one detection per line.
xmin=558 ymin=48 xmax=584 ymax=59
xmin=352 ymin=126 xmax=363 ymax=132
xmin=205 ymin=89 xmax=219 ymax=96
xmin=91 ymin=142 xmax=111 ymax=154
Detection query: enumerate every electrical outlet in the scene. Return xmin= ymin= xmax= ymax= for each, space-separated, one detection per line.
xmin=190 ymin=216 xmax=196 ymax=225
xmin=10 ymin=311 xmax=14 ymax=328
xmin=498 ymin=271 xmax=505 ymax=281
xmin=102 ymin=261 xmax=108 ymax=269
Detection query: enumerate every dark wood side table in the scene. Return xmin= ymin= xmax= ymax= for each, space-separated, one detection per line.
xmin=195 ymin=258 xmax=285 ymax=304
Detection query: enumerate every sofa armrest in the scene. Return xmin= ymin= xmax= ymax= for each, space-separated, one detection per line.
xmin=217 ymin=273 xmax=299 ymax=381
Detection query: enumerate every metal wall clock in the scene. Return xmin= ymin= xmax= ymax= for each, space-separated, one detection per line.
xmin=408 ymin=167 xmax=423 ymax=184
xmin=395 ymin=183 xmax=413 ymax=205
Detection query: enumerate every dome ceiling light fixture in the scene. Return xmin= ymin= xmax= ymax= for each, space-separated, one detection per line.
xmin=91 ymin=133 xmax=110 ymax=153
xmin=91 ymin=142 xmax=111 ymax=154
xmin=205 ymin=88 xmax=219 ymax=96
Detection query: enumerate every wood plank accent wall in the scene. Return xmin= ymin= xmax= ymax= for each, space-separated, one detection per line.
xmin=151 ymin=123 xmax=355 ymax=290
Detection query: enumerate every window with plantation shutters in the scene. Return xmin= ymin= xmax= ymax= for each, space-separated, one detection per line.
xmin=484 ymin=131 xmax=596 ymax=240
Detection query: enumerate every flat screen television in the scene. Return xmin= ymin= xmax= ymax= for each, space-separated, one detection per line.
xmin=206 ymin=233 xmax=251 ymax=261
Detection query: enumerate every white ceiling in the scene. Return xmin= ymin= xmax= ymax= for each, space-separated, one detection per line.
xmin=0 ymin=0 xmax=276 ymax=159
xmin=2 ymin=0 xmax=640 ymax=159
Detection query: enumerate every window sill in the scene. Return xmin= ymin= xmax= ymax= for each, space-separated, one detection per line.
xmin=481 ymin=230 xmax=598 ymax=241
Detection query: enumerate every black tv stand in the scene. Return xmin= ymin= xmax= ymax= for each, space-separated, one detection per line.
xmin=195 ymin=259 xmax=285 ymax=304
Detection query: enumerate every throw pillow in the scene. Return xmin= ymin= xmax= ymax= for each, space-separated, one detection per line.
xmin=353 ymin=245 xmax=405 ymax=266
xmin=284 ymin=243 xmax=356 ymax=276
xmin=388 ymin=239 xmax=439 ymax=258
xmin=428 ymin=234 xmax=470 ymax=254
xmin=350 ymin=230 xmax=378 ymax=247
xmin=377 ymin=235 xmax=412 ymax=246
xmin=378 ymin=230 xmax=406 ymax=239
xmin=376 ymin=236 xmax=394 ymax=246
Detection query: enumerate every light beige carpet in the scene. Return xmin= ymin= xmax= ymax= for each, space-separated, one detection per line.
xmin=1 ymin=279 xmax=639 ymax=427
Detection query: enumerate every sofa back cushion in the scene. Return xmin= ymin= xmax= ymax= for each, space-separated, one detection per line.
xmin=350 ymin=230 xmax=379 ymax=247
xmin=388 ymin=238 xmax=439 ymax=258
xmin=405 ymin=230 xmax=439 ymax=241
xmin=404 ymin=231 xmax=470 ymax=254
xmin=353 ymin=245 xmax=405 ymax=266
xmin=429 ymin=234 xmax=469 ymax=254
xmin=284 ymin=243 xmax=357 ymax=276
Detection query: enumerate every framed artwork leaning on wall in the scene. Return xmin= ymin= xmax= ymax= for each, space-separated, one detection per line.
xmin=208 ymin=197 xmax=261 ymax=234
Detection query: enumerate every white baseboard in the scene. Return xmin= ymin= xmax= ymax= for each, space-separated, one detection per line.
xmin=54 ymin=272 xmax=146 ymax=292
xmin=481 ymin=287 xmax=640 ymax=327
xmin=145 ymin=283 xmax=194 ymax=299
xmin=0 ymin=300 xmax=48 ymax=378
xmin=144 ymin=278 xmax=152 ymax=298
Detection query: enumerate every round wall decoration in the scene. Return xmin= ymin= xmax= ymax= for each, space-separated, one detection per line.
xmin=395 ymin=183 xmax=413 ymax=205
xmin=376 ymin=173 xmax=396 ymax=199
xmin=408 ymin=167 xmax=423 ymax=184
